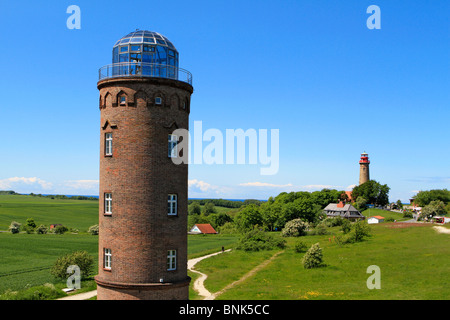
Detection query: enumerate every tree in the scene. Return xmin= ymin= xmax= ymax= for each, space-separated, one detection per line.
xmin=53 ymin=225 xmax=68 ymax=235
xmin=50 ymin=251 xmax=94 ymax=280
xmin=413 ymin=189 xmax=450 ymax=207
xmin=302 ymin=243 xmax=324 ymax=269
xmin=396 ymin=200 xmax=403 ymax=210
xmin=352 ymin=180 xmax=390 ymax=206
xmin=202 ymin=202 xmax=217 ymax=216
xmin=35 ymin=225 xmax=48 ymax=234
xmin=209 ymin=212 xmax=233 ymax=229
xmin=188 ymin=202 xmax=202 ymax=215
xmin=347 ymin=221 xmax=371 ymax=243
xmin=420 ymin=200 xmax=446 ymax=220
xmin=235 ymin=228 xmax=286 ymax=251
xmin=234 ymin=204 xmax=263 ymax=232
xmin=354 ymin=196 xmax=367 ymax=211
xmin=9 ymin=221 xmax=21 ymax=234
xmin=23 ymin=218 xmax=37 ymax=234
xmin=281 ymin=219 xmax=309 ymax=237
xmin=88 ymin=224 xmax=99 ymax=235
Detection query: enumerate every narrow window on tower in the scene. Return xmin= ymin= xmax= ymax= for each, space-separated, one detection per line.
xmin=104 ymin=193 xmax=112 ymax=215
xmin=167 ymin=250 xmax=176 ymax=271
xmin=104 ymin=248 xmax=112 ymax=270
xmin=105 ymin=133 xmax=113 ymax=156
xmin=168 ymin=134 xmax=178 ymax=158
xmin=155 ymin=96 xmax=162 ymax=105
xmin=168 ymin=194 xmax=177 ymax=216
xmin=120 ymin=96 xmax=126 ymax=106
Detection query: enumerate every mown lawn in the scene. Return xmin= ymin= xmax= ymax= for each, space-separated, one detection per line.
xmin=361 ymin=208 xmax=409 ymax=221
xmin=200 ymin=223 xmax=450 ymax=300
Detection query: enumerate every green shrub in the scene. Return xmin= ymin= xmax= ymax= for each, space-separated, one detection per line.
xmin=309 ymin=224 xmax=328 ymax=235
xmin=302 ymin=243 xmax=324 ymax=269
xmin=35 ymin=225 xmax=48 ymax=234
xmin=347 ymin=221 xmax=371 ymax=243
xmin=23 ymin=218 xmax=37 ymax=234
xmin=88 ymin=224 xmax=99 ymax=235
xmin=9 ymin=221 xmax=21 ymax=234
xmin=236 ymin=229 xmax=286 ymax=251
xmin=0 ymin=283 xmax=63 ymax=300
xmin=281 ymin=219 xmax=309 ymax=237
xmin=53 ymin=225 xmax=68 ymax=235
xmin=403 ymin=210 xmax=413 ymax=218
xmin=321 ymin=217 xmax=345 ymax=227
xmin=340 ymin=219 xmax=352 ymax=234
xmin=294 ymin=241 xmax=308 ymax=253
xmin=50 ymin=250 xmax=94 ymax=280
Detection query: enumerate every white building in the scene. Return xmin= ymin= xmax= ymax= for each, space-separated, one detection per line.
xmin=367 ymin=216 xmax=385 ymax=224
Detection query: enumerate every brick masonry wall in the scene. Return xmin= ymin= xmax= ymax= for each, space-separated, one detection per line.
xmin=359 ymin=163 xmax=370 ymax=185
xmin=95 ymin=77 xmax=193 ymax=300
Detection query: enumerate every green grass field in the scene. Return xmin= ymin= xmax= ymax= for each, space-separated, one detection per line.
xmin=1 ymin=194 xmax=449 ymax=300
xmin=361 ymin=208 xmax=409 ymax=221
xmin=0 ymin=195 xmax=98 ymax=232
xmin=196 ymin=224 xmax=450 ymax=300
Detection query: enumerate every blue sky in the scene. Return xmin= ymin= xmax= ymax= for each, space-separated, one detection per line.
xmin=0 ymin=0 xmax=448 ymax=202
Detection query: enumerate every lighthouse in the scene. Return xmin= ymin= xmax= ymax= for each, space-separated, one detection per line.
xmin=359 ymin=152 xmax=370 ymax=185
xmin=95 ymin=30 xmax=193 ymax=300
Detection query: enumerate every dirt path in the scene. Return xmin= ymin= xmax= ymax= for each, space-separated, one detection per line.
xmin=204 ymin=250 xmax=284 ymax=300
xmin=57 ymin=290 xmax=97 ymax=300
xmin=59 ymin=249 xmax=284 ymax=300
xmin=433 ymin=226 xmax=450 ymax=234
xmin=188 ymin=249 xmax=232 ymax=299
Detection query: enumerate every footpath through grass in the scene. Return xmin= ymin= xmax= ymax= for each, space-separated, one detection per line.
xmin=202 ymin=224 xmax=450 ymax=300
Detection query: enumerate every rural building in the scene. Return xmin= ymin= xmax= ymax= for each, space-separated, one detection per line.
xmin=189 ymin=224 xmax=218 ymax=234
xmin=323 ymin=201 xmax=365 ymax=221
xmin=367 ymin=216 xmax=385 ymax=224
xmin=95 ymin=30 xmax=193 ymax=300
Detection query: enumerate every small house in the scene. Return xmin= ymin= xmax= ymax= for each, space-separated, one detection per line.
xmin=323 ymin=202 xmax=365 ymax=221
xmin=367 ymin=216 xmax=385 ymax=224
xmin=189 ymin=224 xmax=218 ymax=234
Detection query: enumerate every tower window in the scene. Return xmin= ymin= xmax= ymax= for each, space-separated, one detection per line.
xmin=168 ymin=134 xmax=178 ymax=158
xmin=168 ymin=194 xmax=177 ymax=215
xmin=105 ymin=133 xmax=113 ymax=156
xmin=155 ymin=97 xmax=162 ymax=105
xmin=104 ymin=193 xmax=112 ymax=214
xmin=104 ymin=248 xmax=112 ymax=270
xmin=120 ymin=96 xmax=126 ymax=105
xmin=167 ymin=250 xmax=176 ymax=271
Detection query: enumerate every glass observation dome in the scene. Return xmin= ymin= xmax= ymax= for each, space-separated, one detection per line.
xmin=98 ymin=30 xmax=192 ymax=85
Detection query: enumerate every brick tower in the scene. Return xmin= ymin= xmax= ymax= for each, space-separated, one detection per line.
xmin=359 ymin=152 xmax=370 ymax=185
xmin=95 ymin=30 xmax=193 ymax=300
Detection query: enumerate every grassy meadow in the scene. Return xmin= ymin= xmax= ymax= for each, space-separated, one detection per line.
xmin=1 ymin=194 xmax=449 ymax=300
xmin=0 ymin=194 xmax=98 ymax=232
xmin=195 ymin=223 xmax=450 ymax=300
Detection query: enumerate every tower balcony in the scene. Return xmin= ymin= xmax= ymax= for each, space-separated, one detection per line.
xmin=98 ymin=62 xmax=192 ymax=85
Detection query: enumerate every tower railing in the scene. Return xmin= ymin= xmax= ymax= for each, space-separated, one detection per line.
xmin=98 ymin=62 xmax=192 ymax=85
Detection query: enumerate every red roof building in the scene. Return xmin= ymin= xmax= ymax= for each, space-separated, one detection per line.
xmin=189 ymin=224 xmax=218 ymax=234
